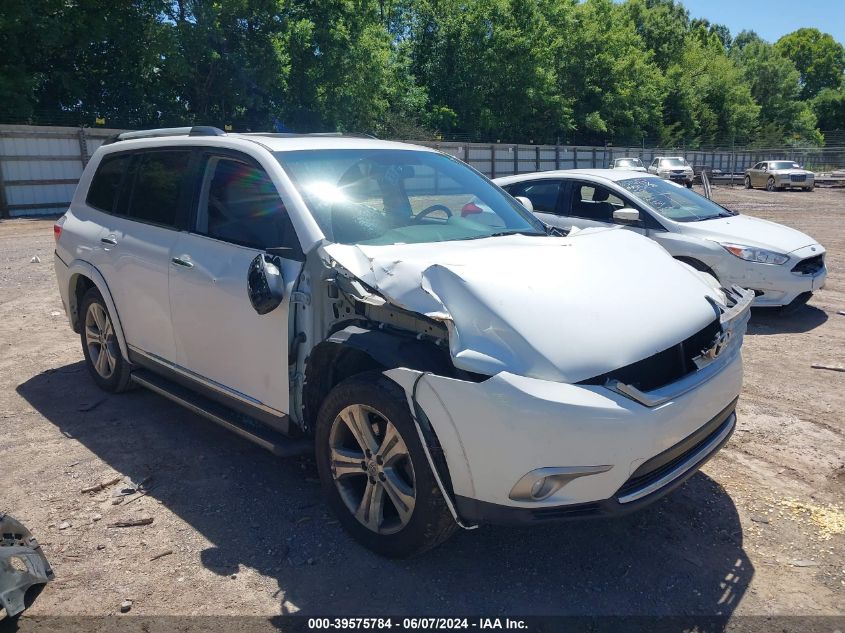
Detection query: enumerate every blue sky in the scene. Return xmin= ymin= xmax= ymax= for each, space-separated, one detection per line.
xmin=678 ymin=0 xmax=845 ymax=44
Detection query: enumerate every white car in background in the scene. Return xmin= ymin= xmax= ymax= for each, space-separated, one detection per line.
xmin=648 ymin=156 xmax=694 ymax=188
xmin=609 ymin=157 xmax=646 ymax=172
xmin=496 ymin=170 xmax=827 ymax=308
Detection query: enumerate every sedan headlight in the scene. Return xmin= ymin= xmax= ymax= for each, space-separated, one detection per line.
xmin=720 ymin=243 xmax=789 ymax=265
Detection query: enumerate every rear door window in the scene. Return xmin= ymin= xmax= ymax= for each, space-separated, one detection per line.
xmin=86 ymin=154 xmax=132 ymax=213
xmin=569 ymin=183 xmax=624 ymax=222
xmin=127 ymin=151 xmax=192 ymax=227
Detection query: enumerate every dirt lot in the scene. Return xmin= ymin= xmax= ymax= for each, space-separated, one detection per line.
xmin=1 ymin=185 xmax=844 ymax=621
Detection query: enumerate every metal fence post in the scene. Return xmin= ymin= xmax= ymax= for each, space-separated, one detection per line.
xmin=513 ymin=145 xmax=518 ymax=175
xmin=535 ymin=145 xmax=540 ymax=172
xmin=592 ymin=147 xmax=596 ymax=168
xmin=78 ymin=127 xmax=90 ymax=166
xmin=0 ymin=159 xmax=9 ymax=219
xmin=490 ymin=144 xmax=496 ymax=179
xmin=554 ymin=146 xmax=560 ymax=170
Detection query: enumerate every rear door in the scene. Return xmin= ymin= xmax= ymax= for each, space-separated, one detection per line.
xmin=95 ymin=149 xmax=192 ymax=362
xmin=168 ymin=151 xmax=304 ymax=415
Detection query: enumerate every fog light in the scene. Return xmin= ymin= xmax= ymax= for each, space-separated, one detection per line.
xmin=530 ymin=478 xmax=548 ymax=499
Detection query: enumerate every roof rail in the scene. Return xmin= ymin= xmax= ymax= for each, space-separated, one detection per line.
xmin=239 ymin=132 xmax=378 ymax=140
xmin=102 ymin=126 xmax=226 ymax=145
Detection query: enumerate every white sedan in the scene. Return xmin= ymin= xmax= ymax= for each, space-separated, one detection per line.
xmin=496 ymin=170 xmax=827 ymax=308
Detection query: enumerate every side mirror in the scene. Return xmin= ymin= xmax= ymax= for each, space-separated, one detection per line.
xmin=613 ymin=208 xmax=640 ymax=224
xmin=247 ymin=253 xmax=285 ymax=315
xmin=515 ymin=196 xmax=534 ymax=213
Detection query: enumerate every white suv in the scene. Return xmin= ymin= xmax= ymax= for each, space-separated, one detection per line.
xmin=54 ymin=127 xmax=752 ymax=556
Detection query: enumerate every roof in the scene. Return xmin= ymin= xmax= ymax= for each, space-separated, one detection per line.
xmin=493 ymin=169 xmax=657 ymax=185
xmin=101 ymin=127 xmax=435 ymax=154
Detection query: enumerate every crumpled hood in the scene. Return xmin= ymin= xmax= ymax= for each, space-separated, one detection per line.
xmin=323 ymin=229 xmax=724 ymax=383
xmin=682 ymin=213 xmax=819 ymax=254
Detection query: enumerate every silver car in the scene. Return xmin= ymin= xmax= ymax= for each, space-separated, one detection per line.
xmin=744 ymin=161 xmax=815 ymax=192
xmin=609 ymin=157 xmax=646 ymax=172
xmin=648 ymin=156 xmax=694 ymax=188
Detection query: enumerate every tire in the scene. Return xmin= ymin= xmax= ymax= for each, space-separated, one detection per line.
xmin=744 ymin=176 xmax=752 ymax=189
xmin=80 ymin=287 xmax=132 ymax=393
xmin=804 ymin=186 xmax=814 ymax=192
xmin=766 ymin=177 xmax=776 ymax=192
xmin=685 ymin=181 xmax=692 ymax=189
xmin=315 ymin=371 xmax=457 ymax=557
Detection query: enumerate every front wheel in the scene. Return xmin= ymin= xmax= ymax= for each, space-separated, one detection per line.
xmin=766 ymin=177 xmax=776 ymax=192
xmin=315 ymin=372 xmax=457 ymax=557
xmin=685 ymin=181 xmax=693 ymax=188
xmin=744 ymin=176 xmax=752 ymax=189
xmin=804 ymin=186 xmax=814 ymax=192
xmin=80 ymin=288 xmax=132 ymax=392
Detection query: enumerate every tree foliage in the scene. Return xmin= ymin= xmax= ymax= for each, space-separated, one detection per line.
xmin=0 ymin=0 xmax=842 ymax=146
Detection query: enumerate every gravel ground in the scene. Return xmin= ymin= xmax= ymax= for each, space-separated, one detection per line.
xmin=1 ymin=185 xmax=843 ymax=620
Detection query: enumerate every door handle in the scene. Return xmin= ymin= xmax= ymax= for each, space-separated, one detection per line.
xmin=171 ymin=256 xmax=194 ymax=268
xmin=100 ymin=236 xmax=117 ymax=246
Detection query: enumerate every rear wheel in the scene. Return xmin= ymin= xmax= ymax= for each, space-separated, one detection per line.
xmin=744 ymin=176 xmax=752 ymax=189
xmin=315 ymin=372 xmax=456 ymax=557
xmin=80 ymin=288 xmax=131 ymax=393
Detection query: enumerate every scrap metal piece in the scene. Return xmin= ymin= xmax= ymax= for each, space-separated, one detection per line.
xmin=0 ymin=513 xmax=54 ymax=618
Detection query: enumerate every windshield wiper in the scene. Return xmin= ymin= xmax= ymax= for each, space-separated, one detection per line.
xmin=486 ymin=230 xmax=546 ymax=238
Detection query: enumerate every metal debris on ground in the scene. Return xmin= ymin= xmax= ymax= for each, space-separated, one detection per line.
xmin=0 ymin=513 xmax=54 ymax=618
xmin=120 ymin=599 xmax=132 ymax=613
xmin=29 ymin=256 xmax=40 ymax=263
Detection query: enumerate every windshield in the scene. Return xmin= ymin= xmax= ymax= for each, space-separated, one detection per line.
xmin=276 ymin=149 xmax=546 ymax=245
xmin=659 ymin=158 xmax=688 ymax=167
xmin=618 ymin=177 xmax=733 ymax=223
xmin=616 ymin=159 xmax=643 ymax=168
xmin=770 ymin=161 xmax=800 ymax=170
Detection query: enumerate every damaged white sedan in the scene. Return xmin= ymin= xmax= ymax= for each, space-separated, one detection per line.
xmin=54 ymin=129 xmax=752 ymax=556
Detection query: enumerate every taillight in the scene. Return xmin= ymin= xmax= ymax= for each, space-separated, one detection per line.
xmin=53 ymin=224 xmax=62 ymax=243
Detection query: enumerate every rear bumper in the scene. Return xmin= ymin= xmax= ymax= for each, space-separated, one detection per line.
xmin=454 ymin=400 xmax=736 ymax=525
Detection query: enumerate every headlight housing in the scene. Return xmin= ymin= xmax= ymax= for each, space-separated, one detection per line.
xmin=720 ymin=243 xmax=789 ymax=265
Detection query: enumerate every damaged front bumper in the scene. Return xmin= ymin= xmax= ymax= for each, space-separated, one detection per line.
xmin=0 ymin=514 xmax=54 ymax=618
xmin=384 ymin=287 xmax=751 ymax=527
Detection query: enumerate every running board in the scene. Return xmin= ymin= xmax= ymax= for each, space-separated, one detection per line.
xmin=131 ymin=370 xmax=312 ymax=458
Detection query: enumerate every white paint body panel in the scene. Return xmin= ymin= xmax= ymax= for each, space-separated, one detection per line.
xmin=169 ymin=232 xmax=302 ymax=412
xmin=325 ymin=230 xmax=723 ymax=383
xmin=494 ymin=170 xmax=827 ymax=306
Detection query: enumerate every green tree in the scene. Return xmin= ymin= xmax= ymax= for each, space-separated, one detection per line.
xmin=775 ymin=28 xmax=845 ymax=99
xmin=813 ymin=87 xmax=845 ymax=131
xmin=552 ymin=0 xmax=664 ymax=144
xmin=732 ymin=37 xmax=822 ymax=145
xmin=623 ymin=0 xmax=690 ymax=70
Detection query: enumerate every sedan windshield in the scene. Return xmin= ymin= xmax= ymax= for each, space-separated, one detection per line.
xmin=276 ymin=149 xmax=546 ymax=245
xmin=618 ymin=177 xmax=733 ymax=222
xmin=770 ymin=161 xmax=800 ymax=170
xmin=616 ymin=159 xmax=643 ymax=168
xmin=659 ymin=158 xmax=687 ymax=167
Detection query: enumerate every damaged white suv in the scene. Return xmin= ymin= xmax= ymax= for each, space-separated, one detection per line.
xmin=54 ymin=127 xmax=753 ymax=557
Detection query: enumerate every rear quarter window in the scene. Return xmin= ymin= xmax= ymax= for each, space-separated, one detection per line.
xmin=86 ymin=154 xmax=132 ymax=212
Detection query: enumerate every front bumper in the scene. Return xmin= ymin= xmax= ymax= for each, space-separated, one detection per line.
xmin=455 ymin=398 xmax=736 ymax=525
xmin=385 ymin=305 xmax=746 ymax=524
xmin=714 ymin=244 xmax=827 ymax=307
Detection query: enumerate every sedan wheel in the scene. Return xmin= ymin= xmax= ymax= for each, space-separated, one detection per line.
xmin=766 ymin=177 xmax=776 ymax=192
xmin=744 ymin=176 xmax=752 ymax=189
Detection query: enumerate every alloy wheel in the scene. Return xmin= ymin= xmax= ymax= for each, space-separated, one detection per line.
xmin=328 ymin=404 xmax=416 ymax=534
xmin=84 ymin=302 xmax=117 ymax=379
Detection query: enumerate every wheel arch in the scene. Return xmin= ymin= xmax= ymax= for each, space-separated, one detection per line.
xmin=66 ymin=260 xmax=130 ymax=362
